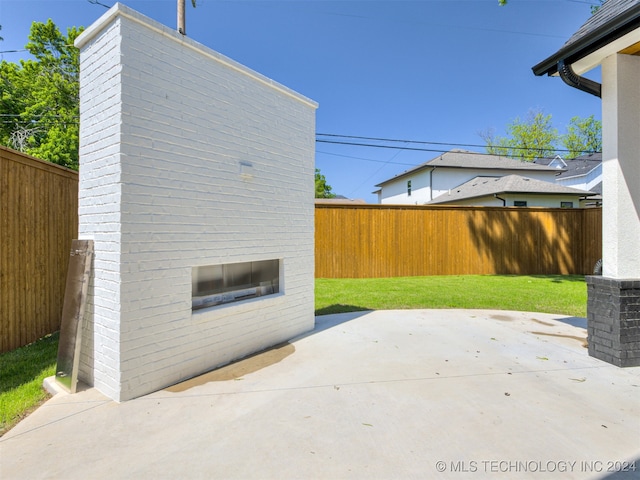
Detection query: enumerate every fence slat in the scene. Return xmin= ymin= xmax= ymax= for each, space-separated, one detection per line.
xmin=1 ymin=146 xmax=78 ymax=353
xmin=315 ymin=204 xmax=602 ymax=279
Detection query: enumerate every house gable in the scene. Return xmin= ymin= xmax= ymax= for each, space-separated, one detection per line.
xmin=376 ymin=149 xmax=561 ymax=205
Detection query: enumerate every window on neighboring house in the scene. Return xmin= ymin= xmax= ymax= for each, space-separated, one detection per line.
xmin=560 ymin=201 xmax=574 ymax=208
xmin=407 ymin=180 xmax=412 ymax=197
xmin=513 ymin=201 xmax=527 ymax=207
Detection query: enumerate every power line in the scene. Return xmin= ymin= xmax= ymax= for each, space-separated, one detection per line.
xmin=317 ymin=139 xmax=466 ymax=154
xmin=317 ymin=133 xmax=489 ymax=150
xmin=0 ymin=114 xmax=71 ymax=117
xmin=565 ymin=0 xmax=602 ymax=5
xmin=316 ymin=138 xmax=553 ymax=155
xmin=316 ymin=150 xmax=415 ymax=166
xmin=0 ymin=116 xmax=600 ymax=156
xmin=87 ymin=0 xmax=111 ymax=9
xmin=316 ymin=133 xmax=601 ymax=155
xmin=347 ymin=147 xmax=406 ymax=196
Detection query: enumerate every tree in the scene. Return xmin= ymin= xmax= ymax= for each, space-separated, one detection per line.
xmin=482 ymin=110 xmax=558 ymax=161
xmin=561 ymin=115 xmax=601 ymax=158
xmin=590 ymin=1 xmax=606 ymax=14
xmin=482 ymin=111 xmax=602 ymax=161
xmin=0 ymin=20 xmax=83 ymax=170
xmin=315 ymin=168 xmax=336 ymax=198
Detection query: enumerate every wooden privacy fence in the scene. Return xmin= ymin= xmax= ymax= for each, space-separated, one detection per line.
xmin=1 ymin=146 xmax=78 ymax=353
xmin=315 ymin=204 xmax=602 ymax=278
xmin=0 ymin=152 xmax=603 ymax=352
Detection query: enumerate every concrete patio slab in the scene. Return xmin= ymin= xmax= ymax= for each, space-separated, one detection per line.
xmin=1 ymin=309 xmax=639 ymax=479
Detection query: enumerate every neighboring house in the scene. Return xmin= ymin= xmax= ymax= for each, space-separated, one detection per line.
xmin=425 ymin=174 xmax=596 ymax=208
xmin=533 ymin=0 xmax=640 ymax=367
xmin=374 ymin=149 xmax=564 ymax=205
xmin=535 ymin=153 xmax=602 ymax=206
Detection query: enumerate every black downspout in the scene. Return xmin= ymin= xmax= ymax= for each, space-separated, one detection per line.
xmin=558 ymin=60 xmax=602 ymax=98
xmin=429 ymin=167 xmax=436 ymax=201
xmin=494 ymin=194 xmax=506 ymax=206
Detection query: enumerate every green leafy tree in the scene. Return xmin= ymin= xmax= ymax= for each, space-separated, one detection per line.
xmin=0 ymin=20 xmax=83 ymax=169
xmin=482 ymin=111 xmax=602 ymax=161
xmin=590 ymin=1 xmax=606 ymax=14
xmin=315 ymin=168 xmax=336 ymax=198
xmin=561 ymin=115 xmax=602 ymax=158
xmin=482 ymin=110 xmax=558 ymax=162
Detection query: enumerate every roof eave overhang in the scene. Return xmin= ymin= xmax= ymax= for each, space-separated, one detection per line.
xmin=532 ymin=4 xmax=640 ymax=77
xmin=375 ymin=169 xmax=423 ymax=188
xmin=431 ymin=191 xmax=592 ymax=205
xmin=501 ymin=190 xmax=596 ymax=196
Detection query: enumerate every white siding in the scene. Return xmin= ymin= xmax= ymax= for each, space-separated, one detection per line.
xmin=379 ymin=167 xmax=558 ymax=205
xmin=556 ymin=163 xmax=602 ymax=192
xmin=379 ymin=169 xmax=432 ymax=204
xmin=76 ymin=5 xmax=317 ymax=401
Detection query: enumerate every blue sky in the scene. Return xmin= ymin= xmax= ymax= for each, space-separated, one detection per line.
xmin=1 ymin=0 xmax=602 ymax=202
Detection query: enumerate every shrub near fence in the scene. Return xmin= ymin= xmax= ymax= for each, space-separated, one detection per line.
xmin=1 ymin=146 xmax=78 ymax=353
xmin=315 ymin=203 xmax=602 ymax=278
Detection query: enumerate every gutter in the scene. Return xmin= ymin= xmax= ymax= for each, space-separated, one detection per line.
xmin=494 ymin=194 xmax=506 ymax=206
xmin=532 ymin=3 xmax=640 ymax=77
xmin=429 ymin=167 xmax=436 ymax=201
xmin=557 ymin=60 xmax=601 ymax=98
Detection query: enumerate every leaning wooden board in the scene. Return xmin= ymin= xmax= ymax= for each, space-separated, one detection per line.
xmin=56 ymin=239 xmax=94 ymax=393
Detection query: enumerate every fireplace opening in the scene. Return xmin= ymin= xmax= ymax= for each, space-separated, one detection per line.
xmin=192 ymin=259 xmax=280 ymax=310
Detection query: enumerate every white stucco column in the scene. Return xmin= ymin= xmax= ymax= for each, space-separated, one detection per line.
xmin=601 ymin=54 xmax=640 ymax=279
xmin=587 ymin=53 xmax=640 ymax=368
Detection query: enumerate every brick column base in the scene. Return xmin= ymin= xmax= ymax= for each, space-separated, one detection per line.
xmin=586 ymin=276 xmax=640 ymax=367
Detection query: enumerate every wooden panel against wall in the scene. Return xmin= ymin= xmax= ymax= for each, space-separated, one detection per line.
xmin=315 ymin=204 xmax=602 ymax=279
xmin=1 ymin=146 xmax=78 ymax=352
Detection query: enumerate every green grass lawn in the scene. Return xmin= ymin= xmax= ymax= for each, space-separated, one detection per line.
xmin=315 ymin=275 xmax=587 ymax=318
xmin=0 ymin=332 xmax=58 ymax=436
xmin=1 ymin=274 xmax=587 ymax=436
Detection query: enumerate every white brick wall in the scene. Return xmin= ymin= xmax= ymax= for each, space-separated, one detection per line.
xmin=76 ymin=4 xmax=317 ymax=401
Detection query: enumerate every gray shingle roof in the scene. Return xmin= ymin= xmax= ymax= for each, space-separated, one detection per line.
xmin=590 ymin=181 xmax=603 ymax=195
xmin=533 ymin=0 xmax=640 ymax=76
xmin=535 ymin=153 xmax=601 ymax=178
xmin=560 ymin=153 xmax=601 ymax=178
xmin=423 ymin=149 xmax=559 ymax=170
xmin=564 ymin=0 xmax=640 ymax=49
xmin=426 ymin=174 xmax=595 ymax=205
xmin=376 ymin=149 xmax=558 ymax=187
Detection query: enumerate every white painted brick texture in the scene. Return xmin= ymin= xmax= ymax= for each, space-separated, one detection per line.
xmin=77 ymin=16 xmax=124 ymax=399
xmin=77 ymin=5 xmax=317 ymax=401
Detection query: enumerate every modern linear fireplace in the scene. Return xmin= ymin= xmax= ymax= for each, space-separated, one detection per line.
xmin=192 ymin=260 xmax=280 ymax=310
